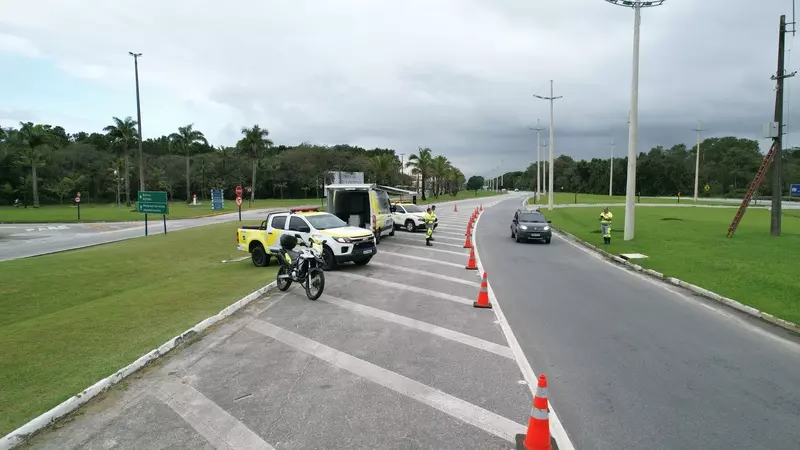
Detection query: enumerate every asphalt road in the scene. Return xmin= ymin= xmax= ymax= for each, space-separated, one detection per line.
xmin=19 ymin=196 xmax=535 ymax=450
xmin=0 ymin=207 xmax=298 ymax=262
xmin=476 ymin=195 xmax=800 ymax=450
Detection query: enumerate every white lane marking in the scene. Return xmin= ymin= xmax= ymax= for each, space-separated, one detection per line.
xmin=382 ymin=243 xmax=467 ymax=256
xmin=472 ymin=200 xmax=576 ymax=450
xmin=321 ymin=295 xmax=513 ymax=359
xmin=246 ymin=319 xmax=525 ymax=442
xmin=391 ymin=235 xmax=465 ymax=248
xmin=153 ymin=380 xmax=275 ymax=450
xmin=377 ymin=251 xmax=466 ymax=269
xmin=368 ymin=261 xmax=479 ymax=287
xmin=334 ymin=271 xmax=474 ymax=305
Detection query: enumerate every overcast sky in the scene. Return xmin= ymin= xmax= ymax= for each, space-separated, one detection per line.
xmin=0 ymin=0 xmax=797 ymax=177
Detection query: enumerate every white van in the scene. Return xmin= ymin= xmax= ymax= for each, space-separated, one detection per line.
xmin=325 ymin=184 xmax=395 ymax=244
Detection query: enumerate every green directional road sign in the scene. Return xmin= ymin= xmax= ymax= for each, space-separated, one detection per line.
xmin=137 ymin=191 xmax=169 ymax=215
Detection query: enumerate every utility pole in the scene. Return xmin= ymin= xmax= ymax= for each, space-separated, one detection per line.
xmin=530 ymin=120 xmax=545 ymax=199
xmin=692 ymin=120 xmax=706 ymax=201
xmin=770 ymin=14 xmax=796 ymax=236
xmin=609 ymin=140 xmax=615 ymax=196
xmin=541 ymin=140 xmax=549 ymax=194
xmin=534 ymin=81 xmax=563 ymax=211
xmin=129 ymin=52 xmax=145 ymax=192
xmin=399 ymin=152 xmax=405 ymax=177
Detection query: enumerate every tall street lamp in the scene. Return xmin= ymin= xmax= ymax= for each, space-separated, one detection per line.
xmin=534 ymin=80 xmax=562 ymax=211
xmin=605 ymin=0 xmax=664 ymax=240
xmin=530 ymin=121 xmax=545 ymax=198
xmin=129 ymin=52 xmax=145 ymax=192
xmin=609 ymin=139 xmax=615 ymax=197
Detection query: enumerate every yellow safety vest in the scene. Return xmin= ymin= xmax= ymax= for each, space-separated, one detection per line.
xmin=423 ymin=213 xmax=434 ymax=224
xmin=600 ymin=212 xmax=613 ymax=224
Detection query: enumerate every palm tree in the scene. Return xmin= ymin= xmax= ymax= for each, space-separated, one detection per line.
xmin=237 ymin=125 xmax=272 ymax=202
xmin=103 ymin=117 xmax=138 ymax=206
xmin=370 ymin=154 xmax=396 ymax=185
xmin=14 ymin=122 xmax=52 ymax=207
xmin=406 ymin=147 xmax=434 ymax=200
xmin=169 ymin=124 xmax=208 ymax=202
xmin=430 ymin=155 xmax=452 ymax=197
xmin=448 ymin=168 xmax=465 ymax=195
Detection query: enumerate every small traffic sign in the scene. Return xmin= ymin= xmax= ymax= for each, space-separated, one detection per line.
xmin=75 ymin=197 xmax=81 ymax=203
xmin=791 ymin=184 xmax=800 ymax=195
xmin=236 ymin=185 xmax=243 ymax=196
xmin=236 ymin=197 xmax=243 ymax=207
xmin=76 ymin=192 xmax=81 ymax=198
xmin=246 ymin=186 xmax=252 ymax=193
xmin=704 ymin=184 xmax=711 ymax=193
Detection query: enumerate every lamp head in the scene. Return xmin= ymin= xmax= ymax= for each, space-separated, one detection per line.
xmin=604 ymin=0 xmax=665 ymax=7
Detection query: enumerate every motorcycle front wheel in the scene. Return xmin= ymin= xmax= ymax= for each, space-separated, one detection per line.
xmin=277 ymin=266 xmax=292 ymax=291
xmin=305 ymin=267 xmax=325 ymax=300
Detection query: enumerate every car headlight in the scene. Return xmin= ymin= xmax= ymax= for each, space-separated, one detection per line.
xmin=333 ymin=236 xmax=352 ymax=243
xmin=520 ymin=225 xmax=528 ymax=230
xmin=543 ymin=226 xmax=550 ymax=231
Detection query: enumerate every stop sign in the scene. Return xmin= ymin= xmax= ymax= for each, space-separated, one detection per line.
xmin=235 ymin=185 xmax=243 ymax=196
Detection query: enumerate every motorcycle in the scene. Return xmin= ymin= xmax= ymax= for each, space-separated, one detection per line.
xmin=276 ymin=233 xmax=327 ymax=300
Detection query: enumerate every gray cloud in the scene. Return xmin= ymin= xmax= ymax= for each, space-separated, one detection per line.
xmin=0 ymin=0 xmax=797 ymax=177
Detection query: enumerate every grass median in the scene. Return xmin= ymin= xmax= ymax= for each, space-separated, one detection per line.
xmin=0 ymin=221 xmax=277 ymax=436
xmin=0 ymin=198 xmax=326 ymax=223
xmin=527 ymin=192 xmax=736 ymax=206
xmin=543 ymin=205 xmax=800 ymax=325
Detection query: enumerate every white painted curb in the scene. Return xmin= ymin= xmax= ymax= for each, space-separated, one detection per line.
xmin=471 ymin=197 xmax=576 ymax=450
xmin=0 ymin=281 xmax=278 ymax=450
xmin=538 ymin=204 xmax=800 ymax=336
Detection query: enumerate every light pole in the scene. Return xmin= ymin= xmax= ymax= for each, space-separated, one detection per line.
xmin=399 ymin=152 xmax=405 ymax=178
xmin=692 ymin=120 xmax=706 ymax=201
xmin=541 ymin=140 xmax=549 ymax=194
xmin=114 ymin=169 xmax=121 ymax=207
xmin=530 ymin=120 xmax=545 ymax=198
xmin=605 ymin=0 xmax=664 ymax=240
xmin=129 ymin=52 xmax=145 ymax=192
xmin=534 ymin=81 xmax=562 ymax=211
xmin=609 ymin=139 xmax=615 ymax=196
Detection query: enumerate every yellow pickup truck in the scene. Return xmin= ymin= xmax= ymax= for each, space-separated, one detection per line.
xmin=236 ymin=207 xmax=377 ymax=270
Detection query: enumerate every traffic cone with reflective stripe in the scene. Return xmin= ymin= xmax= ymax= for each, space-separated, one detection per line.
xmin=473 ymin=272 xmax=492 ymax=308
xmin=463 ymin=227 xmax=473 ymax=248
xmin=465 ymin=246 xmax=478 ymax=270
xmin=516 ymin=374 xmax=550 ymax=450
xmin=480 ymin=203 xmax=483 ymax=211
xmin=453 ymin=203 xmax=458 ymax=212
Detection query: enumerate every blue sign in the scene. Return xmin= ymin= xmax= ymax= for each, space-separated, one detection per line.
xmin=211 ymin=188 xmax=224 ymax=210
xmin=791 ymin=184 xmax=800 ymax=196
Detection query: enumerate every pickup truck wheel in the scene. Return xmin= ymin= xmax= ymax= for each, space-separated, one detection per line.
xmin=251 ymin=245 xmax=270 ymax=267
xmin=322 ymin=246 xmax=337 ymax=271
xmin=405 ymin=220 xmax=416 ymax=232
xmin=374 ymin=232 xmax=381 ymax=245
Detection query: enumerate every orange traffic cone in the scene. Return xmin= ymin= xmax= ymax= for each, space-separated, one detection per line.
xmin=515 ymin=374 xmax=551 ymax=450
xmin=480 ymin=204 xmax=483 ymax=211
xmin=463 ymin=228 xmax=473 ymax=248
xmin=465 ymin=247 xmax=478 ymax=270
xmin=473 ymin=272 xmax=492 ymax=308
xmin=453 ymin=203 xmax=458 ymax=212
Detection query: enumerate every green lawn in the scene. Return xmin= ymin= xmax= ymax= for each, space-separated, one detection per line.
xmin=527 ymin=192 xmax=734 ymax=206
xmin=0 ymin=198 xmax=325 ymax=223
xmin=544 ymin=206 xmax=800 ymax=325
xmin=0 ymin=221 xmax=278 ymax=436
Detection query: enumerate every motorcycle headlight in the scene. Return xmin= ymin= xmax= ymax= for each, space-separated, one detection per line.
xmin=520 ymin=225 xmax=528 ymax=230
xmin=333 ymin=236 xmax=351 ymax=243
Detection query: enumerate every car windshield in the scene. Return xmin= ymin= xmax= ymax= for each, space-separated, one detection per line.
xmin=519 ymin=213 xmax=546 ymax=223
xmin=305 ymin=214 xmax=348 ymax=230
xmin=402 ymin=204 xmax=423 ymax=213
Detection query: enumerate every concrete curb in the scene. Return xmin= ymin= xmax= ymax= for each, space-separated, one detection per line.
xmin=553 ymin=227 xmax=800 ymax=335
xmin=0 ymin=281 xmax=278 ymax=450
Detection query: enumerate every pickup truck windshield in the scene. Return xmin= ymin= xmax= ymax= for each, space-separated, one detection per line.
xmin=402 ymin=204 xmax=423 ymax=213
xmin=306 ymin=214 xmax=348 ymax=230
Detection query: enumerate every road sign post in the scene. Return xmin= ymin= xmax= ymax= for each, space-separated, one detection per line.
xmin=211 ymin=189 xmax=224 ymax=211
xmin=75 ymin=192 xmax=81 ymax=220
xmin=236 ymin=196 xmax=243 ymax=221
xmin=137 ymin=191 xmax=169 ymax=236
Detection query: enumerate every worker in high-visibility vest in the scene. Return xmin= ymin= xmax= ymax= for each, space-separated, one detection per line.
xmin=599 ymin=207 xmax=613 ymax=245
xmin=430 ymin=204 xmax=438 ymax=240
xmin=423 ymin=207 xmax=435 ymax=246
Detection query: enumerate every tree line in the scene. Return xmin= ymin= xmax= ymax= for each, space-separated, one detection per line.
xmin=498 ymin=136 xmax=800 ymax=199
xmin=0 ymin=119 xmax=467 ymax=207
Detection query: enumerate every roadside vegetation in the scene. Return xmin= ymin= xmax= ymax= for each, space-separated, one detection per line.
xmin=544 ymin=205 xmax=800 ymax=325
xmin=0 ymin=121 xmax=474 ymax=211
xmin=0 ymin=221 xmax=276 ymax=436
